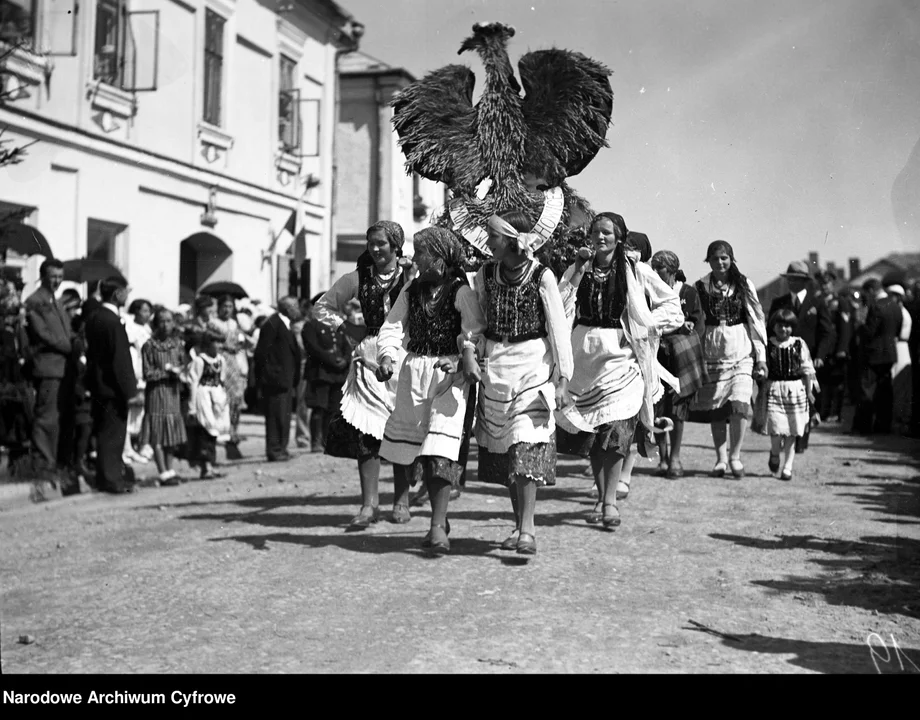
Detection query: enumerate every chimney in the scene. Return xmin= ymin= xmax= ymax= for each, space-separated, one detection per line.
xmin=808 ymin=252 xmax=819 ymax=271
xmin=826 ymin=261 xmax=837 ymax=277
xmin=849 ymin=257 xmax=861 ymax=280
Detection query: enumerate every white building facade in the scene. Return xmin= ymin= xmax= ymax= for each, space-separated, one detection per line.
xmin=334 ymin=51 xmax=444 ymax=279
xmin=0 ymin=0 xmax=362 ymax=306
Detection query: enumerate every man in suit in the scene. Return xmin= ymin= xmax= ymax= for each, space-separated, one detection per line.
xmin=767 ymin=260 xmax=835 ymax=450
xmin=84 ymin=277 xmax=138 ymax=493
xmin=24 ymin=259 xmax=73 ymax=477
xmin=254 ymin=296 xmax=302 ymax=461
xmin=852 ymin=278 xmax=902 ymax=435
xmin=814 ymin=270 xmax=852 ymax=422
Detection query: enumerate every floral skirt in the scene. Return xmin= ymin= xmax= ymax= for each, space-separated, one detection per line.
xmin=324 ymin=410 xmax=382 ymax=461
xmin=556 ymin=413 xmax=639 ymax=459
xmin=477 ymin=434 xmax=557 ymax=487
xmin=409 ymin=456 xmax=463 ymax=489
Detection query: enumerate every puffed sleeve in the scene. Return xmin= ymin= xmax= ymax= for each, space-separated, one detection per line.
xmin=455 ymin=284 xmax=487 ymax=353
xmin=744 ymin=277 xmax=768 ymax=364
xmin=313 ymin=271 xmax=359 ymax=331
xmin=558 ymin=262 xmax=585 ymax=324
xmin=539 ymin=268 xmax=575 ymax=381
xmin=377 ymin=282 xmax=411 ymax=365
xmin=636 ymin=263 xmax=683 ymax=334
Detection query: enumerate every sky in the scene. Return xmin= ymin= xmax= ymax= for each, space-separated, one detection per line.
xmin=340 ymin=0 xmax=920 ymax=286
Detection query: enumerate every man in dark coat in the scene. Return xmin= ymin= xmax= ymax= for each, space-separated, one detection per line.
xmin=254 ymin=296 xmax=302 ymax=461
xmin=24 ymin=259 xmax=73 ymax=477
xmin=767 ymin=260 xmax=835 ymax=449
xmin=814 ymin=270 xmax=853 ymax=422
xmin=84 ymin=277 xmax=138 ymax=493
xmin=852 ymin=278 xmax=902 ymax=435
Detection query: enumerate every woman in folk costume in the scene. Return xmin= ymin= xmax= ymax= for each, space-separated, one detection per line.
xmin=375 ymin=227 xmax=486 ymax=555
xmin=688 ymin=240 xmax=768 ymax=478
xmin=475 ymin=209 xmax=574 ymax=557
xmin=556 ymin=212 xmax=683 ymax=530
xmin=649 ymin=250 xmax=707 ymax=479
xmin=313 ymin=220 xmax=413 ymax=529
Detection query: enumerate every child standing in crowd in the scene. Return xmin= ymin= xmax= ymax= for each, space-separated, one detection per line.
xmin=125 ymin=299 xmax=153 ymax=465
xmin=475 ymin=210 xmax=573 ymax=556
xmin=57 ymin=290 xmax=93 ymax=491
xmin=302 ymin=291 xmax=349 ymax=452
xmin=314 ymin=221 xmax=412 ymax=529
xmin=139 ymin=309 xmax=189 ymax=486
xmin=556 ymin=212 xmax=682 ymax=530
xmin=0 ymin=290 xmax=33 ymax=477
xmin=753 ymin=308 xmax=816 ymax=480
xmin=186 ymin=330 xmax=229 ymax=480
xmin=376 ymin=227 xmax=485 ymax=554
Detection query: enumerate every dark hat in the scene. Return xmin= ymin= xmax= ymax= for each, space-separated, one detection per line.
xmin=881 ymin=270 xmax=906 ymax=288
xmin=781 ymin=260 xmax=811 ymax=279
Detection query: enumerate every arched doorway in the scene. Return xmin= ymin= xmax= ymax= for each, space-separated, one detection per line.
xmin=179 ymin=232 xmax=233 ymax=304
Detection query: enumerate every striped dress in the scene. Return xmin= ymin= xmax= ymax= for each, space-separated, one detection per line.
xmin=753 ymin=337 xmax=814 ymax=437
xmin=377 ymin=277 xmax=486 ymax=487
xmin=139 ymin=337 xmax=188 ymax=448
xmin=688 ymin=274 xmax=767 ymax=422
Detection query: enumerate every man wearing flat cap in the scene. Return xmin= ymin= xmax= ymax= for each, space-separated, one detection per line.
xmin=767 ymin=260 xmax=835 ymax=450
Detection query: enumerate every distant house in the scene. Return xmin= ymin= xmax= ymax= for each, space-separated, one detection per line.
xmin=848 ymin=252 xmax=920 ymax=288
xmin=757 ymin=251 xmax=920 ymax=310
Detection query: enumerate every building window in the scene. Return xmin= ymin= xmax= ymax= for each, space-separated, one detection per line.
xmin=93 ymin=0 xmax=126 ymax=87
xmin=87 ymin=218 xmax=128 ymax=271
xmin=203 ymin=8 xmax=225 ymax=126
xmin=0 ymin=0 xmax=36 ymax=49
xmin=278 ymin=55 xmax=300 ymax=153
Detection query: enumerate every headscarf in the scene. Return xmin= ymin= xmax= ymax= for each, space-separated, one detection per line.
xmin=626 ymin=231 xmax=652 ymax=263
xmin=487 ymin=214 xmax=545 ymax=258
xmin=412 ymin=226 xmax=468 ymax=287
xmin=705 ymin=240 xmax=735 ymax=262
xmin=651 ymin=250 xmax=680 ymax=275
xmin=357 ymin=220 xmax=406 ymax=268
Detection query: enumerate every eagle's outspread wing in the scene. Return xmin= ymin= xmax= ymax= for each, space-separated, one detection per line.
xmin=518 ymin=49 xmax=613 ymax=187
xmin=391 ymin=64 xmax=486 ymax=194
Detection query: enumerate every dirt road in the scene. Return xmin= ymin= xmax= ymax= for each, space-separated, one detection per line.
xmin=2 ymin=416 xmax=918 ymax=674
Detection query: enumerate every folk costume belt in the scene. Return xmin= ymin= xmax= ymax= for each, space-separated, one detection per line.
xmin=484 ymin=329 xmax=547 ymax=344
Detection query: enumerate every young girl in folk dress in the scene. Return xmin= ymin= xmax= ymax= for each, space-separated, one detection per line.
xmin=753 ymin=308 xmax=817 ymax=480
xmin=475 ymin=209 xmax=574 ymax=556
xmin=186 ymin=330 xmax=231 ymax=480
xmin=556 ymin=212 xmax=683 ymax=529
xmin=139 ymin=309 xmax=189 ymax=486
xmin=688 ymin=240 xmax=768 ymax=478
xmin=649 ymin=250 xmax=707 ymax=479
xmin=375 ymin=227 xmax=485 ymax=555
xmin=314 ymin=221 xmax=413 ymax=528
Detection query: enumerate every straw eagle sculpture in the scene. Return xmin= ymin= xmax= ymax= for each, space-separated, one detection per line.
xmin=391 ymin=22 xmax=613 ymax=266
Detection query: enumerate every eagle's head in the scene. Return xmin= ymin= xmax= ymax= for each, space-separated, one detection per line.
xmin=458 ymin=22 xmax=516 ymax=55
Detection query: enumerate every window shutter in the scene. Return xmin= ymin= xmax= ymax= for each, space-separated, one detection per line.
xmin=41 ymin=0 xmax=78 ymax=56
xmin=123 ymin=10 xmax=159 ymax=91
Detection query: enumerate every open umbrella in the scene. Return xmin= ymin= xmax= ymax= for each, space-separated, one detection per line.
xmin=199 ymin=281 xmax=248 ymax=299
xmin=62 ymin=258 xmax=127 ymax=285
xmin=0 ymin=223 xmax=54 ymax=258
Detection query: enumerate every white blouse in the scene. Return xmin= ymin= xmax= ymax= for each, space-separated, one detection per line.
xmin=377 ymin=280 xmax=487 ymax=364
xmin=473 ymin=261 xmax=575 ymax=382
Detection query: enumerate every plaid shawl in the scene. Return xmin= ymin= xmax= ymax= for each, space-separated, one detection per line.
xmin=659 ymin=331 xmax=707 ymax=399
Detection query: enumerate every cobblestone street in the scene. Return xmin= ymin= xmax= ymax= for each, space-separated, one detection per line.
xmin=2 ymin=416 xmax=918 ymax=674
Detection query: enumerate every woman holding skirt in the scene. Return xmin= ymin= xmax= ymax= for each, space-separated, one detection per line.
xmin=687 ymin=240 xmax=768 ymax=478
xmin=376 ymin=227 xmax=485 ymax=555
xmin=556 ymin=212 xmax=682 ymax=529
xmin=314 ymin=221 xmax=412 ymax=528
xmin=475 ymin=209 xmax=574 ymax=556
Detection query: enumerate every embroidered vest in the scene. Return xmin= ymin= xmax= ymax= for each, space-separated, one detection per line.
xmin=483 ymin=262 xmax=548 ymax=342
xmin=357 ymin=264 xmax=405 ymax=335
xmin=767 ymin=339 xmax=805 ymax=381
xmin=696 ymin=281 xmax=748 ymax=327
xmin=406 ymin=279 xmax=464 ymax=357
xmin=575 ymin=267 xmax=626 ymax=329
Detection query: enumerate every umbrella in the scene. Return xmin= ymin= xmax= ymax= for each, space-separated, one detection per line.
xmin=0 ymin=223 xmax=54 ymax=258
xmin=199 ymin=281 xmax=248 ymax=299
xmin=62 ymin=258 xmax=127 ymax=285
